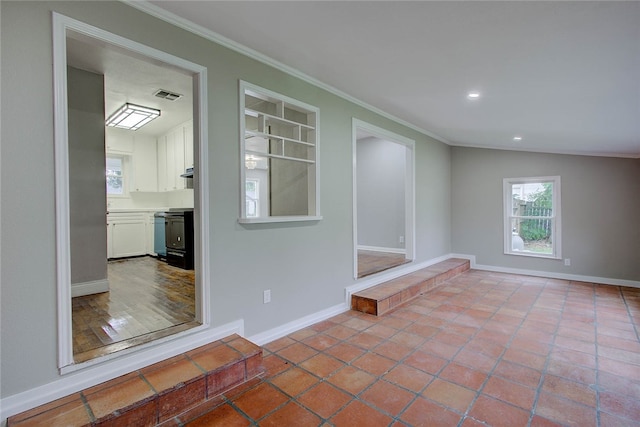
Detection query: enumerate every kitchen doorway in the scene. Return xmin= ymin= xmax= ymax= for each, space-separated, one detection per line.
xmin=53 ymin=15 xmax=210 ymax=370
xmin=352 ymin=119 xmax=415 ymax=278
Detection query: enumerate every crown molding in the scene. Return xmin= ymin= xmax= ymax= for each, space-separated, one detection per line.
xmin=122 ymin=1 xmax=450 ymax=146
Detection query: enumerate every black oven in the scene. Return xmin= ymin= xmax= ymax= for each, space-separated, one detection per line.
xmin=165 ymin=208 xmax=194 ymax=270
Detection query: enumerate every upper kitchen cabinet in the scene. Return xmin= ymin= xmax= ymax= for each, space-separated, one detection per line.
xmin=105 ymin=127 xmax=134 ymax=154
xmin=131 ymin=134 xmax=157 ymax=192
xmin=157 ymin=120 xmax=193 ymax=192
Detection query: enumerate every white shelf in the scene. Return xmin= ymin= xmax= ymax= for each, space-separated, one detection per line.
xmin=240 ymin=80 xmax=320 ymax=222
xmin=245 ymin=108 xmax=314 ymax=130
xmin=245 ymin=130 xmax=315 ymax=147
xmin=245 ymin=149 xmax=315 ymax=164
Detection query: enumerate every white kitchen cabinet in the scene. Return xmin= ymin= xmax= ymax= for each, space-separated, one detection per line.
xmin=145 ymin=212 xmax=156 ymax=255
xmin=184 ymin=120 xmax=194 ymax=169
xmin=156 ymin=120 xmax=193 ymax=192
xmin=168 ymin=126 xmax=183 ymax=190
xmin=107 ymin=212 xmax=147 ymax=258
xmin=105 ymin=128 xmax=134 ymax=154
xmin=157 ymin=136 xmax=168 ymax=192
xmin=131 ymin=136 xmax=157 ymax=192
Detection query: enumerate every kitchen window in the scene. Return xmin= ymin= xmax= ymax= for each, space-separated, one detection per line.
xmin=503 ymin=176 xmax=561 ymax=259
xmin=245 ymin=179 xmax=260 ymax=218
xmin=106 ymin=156 xmax=125 ymax=196
xmin=239 ymin=81 xmax=321 ymax=223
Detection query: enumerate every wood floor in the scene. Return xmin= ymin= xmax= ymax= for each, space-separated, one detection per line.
xmin=72 ymin=256 xmax=197 ymax=362
xmin=358 ymin=249 xmax=410 ymax=278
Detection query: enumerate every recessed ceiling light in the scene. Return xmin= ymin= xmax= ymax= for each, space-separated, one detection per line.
xmin=467 ymin=91 xmax=481 ymax=100
xmin=513 ymin=136 xmax=523 ymax=142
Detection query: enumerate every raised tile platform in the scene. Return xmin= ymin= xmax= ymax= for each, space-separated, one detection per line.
xmin=7 ymin=334 xmax=264 ymax=427
xmin=351 ymin=258 xmax=471 ymax=316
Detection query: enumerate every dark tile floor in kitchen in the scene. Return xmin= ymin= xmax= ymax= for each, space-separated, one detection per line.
xmin=185 ymin=269 xmax=640 ymax=427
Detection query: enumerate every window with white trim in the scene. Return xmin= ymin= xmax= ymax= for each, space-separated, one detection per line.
xmin=106 ymin=155 xmax=126 ymax=196
xmin=245 ymin=179 xmax=260 ymax=218
xmin=239 ymin=81 xmax=320 ymax=223
xmin=504 ymin=176 xmax=561 ymax=259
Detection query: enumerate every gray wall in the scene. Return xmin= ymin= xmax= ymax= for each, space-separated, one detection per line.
xmin=451 ymin=147 xmax=640 ymax=281
xmin=0 ymin=1 xmax=452 ymax=399
xmin=68 ymin=66 xmax=108 ymax=285
xmin=357 ymin=137 xmax=406 ymax=250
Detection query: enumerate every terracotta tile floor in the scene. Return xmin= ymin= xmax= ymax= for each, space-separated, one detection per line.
xmin=187 ymin=270 xmax=640 ymax=426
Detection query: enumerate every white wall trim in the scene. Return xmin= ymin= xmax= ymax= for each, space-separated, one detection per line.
xmin=357 ymin=245 xmax=406 ymax=255
xmin=452 ymin=253 xmax=640 ymax=289
xmin=0 ymin=320 xmax=244 ymax=425
xmin=451 ymin=142 xmax=640 ymax=160
xmin=71 ymin=279 xmax=109 ymax=297
xmin=352 ymin=119 xmax=416 ymax=279
xmin=123 ymin=1 xmax=449 ymax=147
xmin=52 ymin=12 xmax=211 ymax=370
xmin=248 ymin=303 xmax=349 ymax=346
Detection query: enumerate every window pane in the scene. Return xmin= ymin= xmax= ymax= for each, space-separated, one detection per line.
xmin=510 ymin=217 xmax=553 ymax=255
xmin=106 ymin=157 xmax=123 ymax=195
xmin=511 ymin=182 xmax=553 ymax=214
xmin=505 ymin=177 xmax=560 ymax=258
xmin=245 ymin=179 xmax=260 ymax=217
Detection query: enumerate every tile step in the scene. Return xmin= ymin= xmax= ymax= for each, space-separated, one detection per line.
xmin=351 ymin=258 xmax=471 ymax=316
xmin=7 ymin=334 xmax=264 ymax=427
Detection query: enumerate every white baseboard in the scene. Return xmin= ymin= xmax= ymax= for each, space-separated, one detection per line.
xmin=357 ymin=245 xmax=406 ymax=254
xmin=71 ymin=279 xmax=109 ymax=297
xmin=452 ymin=253 xmax=640 ymax=289
xmin=248 ymin=303 xmax=350 ymax=346
xmin=0 ymin=320 xmax=244 ymax=425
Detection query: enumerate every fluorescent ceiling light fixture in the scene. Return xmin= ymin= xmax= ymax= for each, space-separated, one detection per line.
xmin=106 ymin=103 xmax=160 ymax=131
xmin=467 ymin=91 xmax=481 ymax=100
xmin=513 ymin=136 xmax=523 ymax=141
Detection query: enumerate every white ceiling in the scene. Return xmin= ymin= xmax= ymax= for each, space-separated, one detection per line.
xmin=66 ymin=31 xmax=193 ymax=136
xmin=146 ymin=0 xmax=639 ymax=157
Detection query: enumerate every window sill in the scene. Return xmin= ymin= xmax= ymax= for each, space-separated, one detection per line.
xmin=505 ymin=251 xmax=561 ymax=260
xmin=238 ymin=215 xmax=323 ymax=224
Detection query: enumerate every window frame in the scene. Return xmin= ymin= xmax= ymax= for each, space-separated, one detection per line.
xmin=245 ymin=178 xmax=260 ymax=218
xmin=106 ymin=154 xmax=128 ymax=197
xmin=238 ymin=80 xmax=321 ymax=224
xmin=503 ymin=176 xmax=562 ymax=259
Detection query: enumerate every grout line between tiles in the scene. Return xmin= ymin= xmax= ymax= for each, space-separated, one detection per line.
xmin=594 ymin=284 xmax=603 ymax=427
xmin=526 ymin=278 xmax=570 ymax=427
xmin=454 ymin=274 xmax=537 ymax=427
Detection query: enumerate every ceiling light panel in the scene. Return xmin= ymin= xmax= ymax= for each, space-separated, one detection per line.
xmin=106 ymin=103 xmax=161 ymax=131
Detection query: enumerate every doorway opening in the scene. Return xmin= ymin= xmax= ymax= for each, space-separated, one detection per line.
xmin=353 ymin=119 xmax=415 ymax=278
xmin=53 ymin=14 xmax=210 ymax=370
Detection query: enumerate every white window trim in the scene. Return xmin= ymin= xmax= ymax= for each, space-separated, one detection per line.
xmin=238 ymin=80 xmax=321 ymax=223
xmin=503 ymin=176 xmax=562 ymax=259
xmin=245 ymin=178 xmax=260 ymax=218
xmin=106 ymin=154 xmax=129 ymax=198
xmin=352 ymin=118 xmax=416 ymax=279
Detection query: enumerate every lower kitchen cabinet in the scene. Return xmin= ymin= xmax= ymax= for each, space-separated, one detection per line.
xmin=107 ymin=213 xmax=147 ymax=258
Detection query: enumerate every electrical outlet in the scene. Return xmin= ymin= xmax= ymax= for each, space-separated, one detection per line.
xmin=263 ymin=289 xmax=271 ymax=304
xmin=564 ymin=258 xmax=571 ymax=266
xmin=399 ymin=236 xmax=405 ymax=244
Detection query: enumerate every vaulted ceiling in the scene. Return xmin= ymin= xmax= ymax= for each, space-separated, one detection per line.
xmin=145 ymin=1 xmax=640 ymax=157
